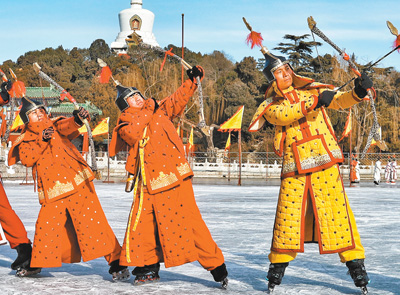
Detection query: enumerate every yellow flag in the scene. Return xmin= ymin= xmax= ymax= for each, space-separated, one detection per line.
xmin=218 ymin=106 xmax=244 ymax=132
xmin=11 ymin=113 xmax=24 ymax=130
xmin=339 ymin=109 xmax=352 ymax=142
xmin=370 ymin=127 xmax=382 ymax=146
xmin=78 ymin=124 xmax=87 ymax=134
xmin=225 ymin=132 xmax=231 ymax=151
xmin=188 ymin=126 xmax=194 ymax=150
xmin=92 ymin=117 xmax=109 ymax=137
xmin=176 ymin=124 xmax=181 ymax=136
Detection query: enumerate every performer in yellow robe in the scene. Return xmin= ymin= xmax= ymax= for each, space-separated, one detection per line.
xmin=249 ymin=47 xmax=371 ymax=292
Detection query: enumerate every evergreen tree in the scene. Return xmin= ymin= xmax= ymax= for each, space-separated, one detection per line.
xmin=273 ymin=34 xmax=322 ymax=74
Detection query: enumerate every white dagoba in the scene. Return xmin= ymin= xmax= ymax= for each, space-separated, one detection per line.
xmin=111 ymin=0 xmax=159 ymax=54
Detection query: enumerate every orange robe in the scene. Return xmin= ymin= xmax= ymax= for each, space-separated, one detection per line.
xmin=8 ymin=117 xmax=121 ymax=267
xmin=0 ymin=97 xmax=30 ymax=249
xmin=110 ymin=79 xmax=225 ymax=270
xmin=350 ymin=159 xmax=359 ymax=183
xmin=0 ymin=182 xmax=30 ymax=248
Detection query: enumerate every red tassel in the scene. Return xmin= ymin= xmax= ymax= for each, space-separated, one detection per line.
xmin=9 ymin=81 xmax=26 ymax=97
xmin=394 ymin=35 xmax=400 ymax=52
xmin=245 ymin=31 xmax=264 ymax=49
xmin=160 ymin=48 xmax=174 ymax=72
xmin=99 ymin=66 xmax=112 ymax=83
xmin=60 ymin=90 xmax=75 ymax=102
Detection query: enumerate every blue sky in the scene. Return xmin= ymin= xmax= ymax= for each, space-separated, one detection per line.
xmin=1 ymin=0 xmax=400 ymax=71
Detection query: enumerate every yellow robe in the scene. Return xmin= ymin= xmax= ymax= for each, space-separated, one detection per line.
xmin=250 ymin=74 xmax=365 ymax=257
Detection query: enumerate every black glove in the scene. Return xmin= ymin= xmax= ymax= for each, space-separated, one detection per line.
xmin=354 ymin=72 xmax=373 ymax=98
xmin=316 ymin=90 xmax=336 ymax=109
xmin=73 ymin=107 xmax=89 ymax=125
xmin=1 ymin=80 xmax=12 ymax=92
xmin=42 ymin=127 xmax=54 ymax=142
xmin=150 ymin=97 xmax=159 ymax=112
xmin=0 ymin=80 xmax=12 ymax=102
xmin=186 ymin=65 xmax=204 ymax=82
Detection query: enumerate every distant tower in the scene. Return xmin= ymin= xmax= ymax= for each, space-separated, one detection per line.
xmin=111 ymin=0 xmax=159 ymax=54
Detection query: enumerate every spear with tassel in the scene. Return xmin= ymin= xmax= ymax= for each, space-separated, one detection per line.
xmin=97 ymin=59 xmax=120 ymax=86
xmin=307 ymin=16 xmax=384 ymax=158
xmin=33 ymin=62 xmax=100 ymax=179
xmin=336 ymin=21 xmax=400 ymax=91
xmin=1 ymin=68 xmax=26 ymax=145
xmin=125 ymin=32 xmax=209 ymax=136
xmin=242 ymin=17 xmax=279 ymax=61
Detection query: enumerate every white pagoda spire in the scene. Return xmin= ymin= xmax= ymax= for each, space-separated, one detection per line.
xmin=111 ymin=0 xmax=159 ymax=54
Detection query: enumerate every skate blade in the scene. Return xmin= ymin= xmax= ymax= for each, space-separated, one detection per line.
xmin=16 ymin=268 xmax=41 ymax=277
xmin=360 ymin=286 xmax=368 ymax=295
xmin=112 ymin=268 xmax=131 ymax=282
xmin=133 ymin=277 xmax=160 ymax=286
xmin=267 ymin=283 xmax=276 ymax=293
xmin=221 ymin=278 xmax=228 ymax=289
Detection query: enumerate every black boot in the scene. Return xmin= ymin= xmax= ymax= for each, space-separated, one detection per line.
xmin=266 ymin=262 xmax=289 ymax=291
xmin=12 ymin=243 xmax=41 ymax=277
xmin=211 ymin=263 xmax=228 ymax=289
xmin=132 ymin=262 xmax=160 ymax=285
xmin=11 ymin=243 xmax=32 ymax=270
xmin=346 ymin=259 xmax=370 ymax=288
xmin=109 ymin=259 xmax=130 ymax=281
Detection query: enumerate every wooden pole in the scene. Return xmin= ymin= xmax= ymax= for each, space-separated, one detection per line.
xmin=238 ymin=130 xmax=242 ymax=186
xmin=349 ymin=108 xmax=352 ymax=185
xmin=103 ymin=132 xmax=114 ymax=183
xmin=20 ymin=167 xmax=33 ymax=186
xmin=228 ymin=149 xmax=231 ymax=182
xmin=266 ymin=136 xmax=269 ymax=181
xmin=181 ymin=14 xmax=184 ymax=85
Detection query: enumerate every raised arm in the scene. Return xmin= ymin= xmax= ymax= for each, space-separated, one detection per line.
xmin=159 ymin=66 xmax=204 ymax=119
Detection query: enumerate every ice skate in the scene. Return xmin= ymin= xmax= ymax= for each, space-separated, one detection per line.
xmin=211 ymin=263 xmax=228 ymax=289
xmin=109 ymin=259 xmax=130 ymax=282
xmin=11 ymin=243 xmax=41 ymax=277
xmin=15 ymin=259 xmax=41 ymax=277
xmin=112 ymin=268 xmax=130 ymax=281
xmin=11 ymin=243 xmax=32 ymax=271
xmin=220 ymin=277 xmax=229 ymax=289
xmin=266 ymin=262 xmax=288 ymax=293
xmin=346 ymin=259 xmax=370 ymax=294
xmin=132 ymin=263 xmax=160 ymax=285
xmin=133 ymin=270 xmax=160 ymax=285
xmin=16 ymin=265 xmax=41 ymax=277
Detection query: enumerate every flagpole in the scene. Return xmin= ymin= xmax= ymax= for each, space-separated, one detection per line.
xmin=349 ymin=119 xmax=352 ymax=186
xmin=20 ymin=167 xmax=34 ymax=186
xmin=181 ymin=13 xmax=184 ymax=85
xmin=238 ymin=130 xmax=242 ymax=186
xmin=266 ymin=136 xmax=269 ymax=181
xmin=228 ymin=149 xmax=231 ymax=181
xmin=103 ymin=131 xmax=114 ymax=183
xmin=227 ymin=131 xmax=231 ymax=182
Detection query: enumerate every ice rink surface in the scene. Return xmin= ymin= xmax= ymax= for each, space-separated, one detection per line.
xmin=1 ymin=179 xmax=399 ymax=295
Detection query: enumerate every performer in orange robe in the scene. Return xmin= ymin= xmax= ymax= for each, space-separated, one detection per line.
xmin=350 ymin=157 xmax=360 ymax=183
xmin=109 ymin=66 xmax=228 ymax=288
xmin=0 ymin=80 xmax=33 ymax=273
xmin=8 ymin=97 xmax=128 ymax=280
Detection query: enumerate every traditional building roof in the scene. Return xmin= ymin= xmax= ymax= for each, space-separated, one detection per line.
xmin=2 ymin=86 xmax=102 ymax=119
xmin=25 ymin=85 xmax=60 ymax=98
xmin=50 ymin=101 xmax=103 ymax=119
xmin=14 ymin=86 xmax=61 ymax=107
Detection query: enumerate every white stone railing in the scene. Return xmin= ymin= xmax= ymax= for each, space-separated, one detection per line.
xmin=0 ymin=149 xmax=398 ymax=180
